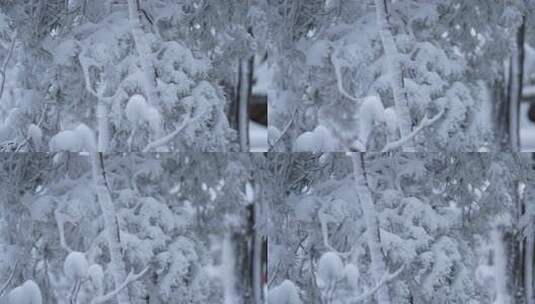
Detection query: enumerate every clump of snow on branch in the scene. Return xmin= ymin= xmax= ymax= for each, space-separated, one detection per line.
xmin=49 ymin=124 xmax=96 ymax=152
xmin=7 ymin=280 xmax=42 ymax=304
xmin=268 ymin=280 xmax=301 ymax=304
xmin=64 ymin=251 xmax=89 ymax=281
xmin=294 ymin=125 xmax=338 ymax=152
xmin=317 ymin=251 xmax=344 ymax=287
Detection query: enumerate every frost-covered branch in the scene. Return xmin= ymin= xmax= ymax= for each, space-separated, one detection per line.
xmin=90 ymin=266 xmax=149 ymax=304
xmin=381 ymin=109 xmax=444 ymax=152
xmin=349 ymin=264 xmax=405 ymax=303
xmin=142 ymin=109 xmax=208 ymax=152
xmin=0 ymin=260 xmax=18 ymax=297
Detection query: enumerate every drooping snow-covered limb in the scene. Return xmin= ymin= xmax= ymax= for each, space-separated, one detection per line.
xmin=0 ymin=260 xmax=18 ymax=297
xmin=380 ymin=109 xmax=444 ymax=152
xmin=348 ymin=264 xmax=404 ymax=303
xmin=330 ymin=53 xmax=360 ymax=102
xmin=0 ymin=34 xmax=16 ymax=100
xmin=54 ymin=209 xmax=74 ymax=252
xmin=351 ymin=153 xmax=392 ymax=304
xmin=90 ymin=267 xmax=149 ymax=304
xmin=126 ymin=0 xmax=161 ymax=138
xmin=374 ymin=0 xmax=413 ymax=151
xmin=508 ymin=15 xmax=525 ymax=152
xmin=90 ymin=152 xmax=131 ymax=304
xmin=142 ymin=109 xmax=207 ymax=152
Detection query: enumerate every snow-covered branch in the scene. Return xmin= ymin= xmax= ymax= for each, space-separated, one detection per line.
xmin=90 ymin=266 xmax=149 ymax=304
xmin=349 ymin=264 xmax=405 ymax=303
xmin=381 ymin=109 xmax=444 ymax=152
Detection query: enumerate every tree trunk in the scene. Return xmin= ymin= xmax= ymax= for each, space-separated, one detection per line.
xmin=222 ymin=234 xmax=238 ymax=304
xmin=237 ymin=55 xmax=254 ymax=151
xmin=351 ymin=153 xmax=392 ymax=304
xmin=91 ymin=153 xmax=131 ymax=304
xmin=493 ymin=75 xmax=509 ymax=149
xmin=493 ymin=228 xmax=510 ymax=304
xmin=509 ymin=16 xmax=525 ymax=151
xmin=374 ymin=0 xmax=413 ymax=151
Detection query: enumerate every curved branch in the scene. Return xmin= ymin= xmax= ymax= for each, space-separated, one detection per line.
xmin=381 ymin=109 xmax=445 ymax=152
xmin=349 ymin=264 xmax=405 ymax=303
xmin=142 ymin=109 xmax=207 ymax=152
xmin=90 ymin=266 xmax=149 ymax=304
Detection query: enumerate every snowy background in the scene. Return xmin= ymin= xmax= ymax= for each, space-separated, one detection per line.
xmin=0 ymin=153 xmax=268 ymax=304
xmin=268 ymin=153 xmax=535 ymax=304
xmin=0 ymin=0 xmax=267 ymax=152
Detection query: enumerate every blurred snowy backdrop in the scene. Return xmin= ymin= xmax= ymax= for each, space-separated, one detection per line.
xmin=0 ymin=153 xmax=268 ymax=303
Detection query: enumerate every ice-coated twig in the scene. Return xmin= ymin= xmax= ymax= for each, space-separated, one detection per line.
xmin=349 ymin=264 xmax=405 ymax=303
xmin=90 ymin=266 xmax=149 ymax=304
xmin=0 ymin=260 xmax=18 ymax=297
xmin=381 ymin=109 xmax=445 ymax=152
